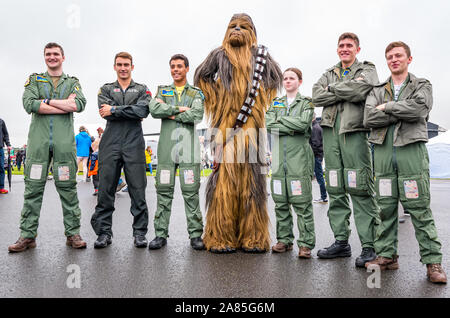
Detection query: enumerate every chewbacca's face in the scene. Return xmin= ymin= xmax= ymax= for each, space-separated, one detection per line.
xmin=225 ymin=17 xmax=256 ymax=48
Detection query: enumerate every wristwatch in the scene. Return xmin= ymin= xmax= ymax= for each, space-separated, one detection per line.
xmin=110 ymin=106 xmax=116 ymax=114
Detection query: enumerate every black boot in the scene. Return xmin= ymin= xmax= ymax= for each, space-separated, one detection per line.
xmin=190 ymin=237 xmax=205 ymax=250
xmin=148 ymin=237 xmax=167 ymax=250
xmin=317 ymin=240 xmax=351 ymax=259
xmin=134 ymin=235 xmax=148 ymax=248
xmin=355 ymin=247 xmax=376 ymax=268
xmin=94 ymin=234 xmax=112 ymax=249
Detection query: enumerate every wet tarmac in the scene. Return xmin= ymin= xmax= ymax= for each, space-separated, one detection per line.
xmin=1 ymin=175 xmax=449 ymax=297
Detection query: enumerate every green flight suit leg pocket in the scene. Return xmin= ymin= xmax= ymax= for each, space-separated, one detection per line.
xmin=179 ymin=164 xmax=201 ymax=192
xmin=324 ymin=168 xmax=345 ymax=195
xmin=20 ymin=160 xmax=49 ymax=238
xmin=398 ymin=174 xmax=429 ymax=210
xmin=286 ymin=176 xmax=312 ymax=204
xmin=344 ymin=167 xmax=369 ymax=196
xmin=270 ymin=177 xmax=287 ymax=203
xmin=53 ymin=161 xmax=81 ymax=236
xmin=155 ymin=164 xmax=176 ymax=190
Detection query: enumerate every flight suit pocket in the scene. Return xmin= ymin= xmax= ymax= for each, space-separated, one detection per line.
xmin=287 ymin=176 xmax=312 ymax=204
xmin=156 ymin=164 xmax=175 ymax=190
xmin=53 ymin=162 xmax=76 ymax=185
xmin=270 ymin=178 xmax=286 ymax=203
xmin=398 ymin=174 xmax=429 ymax=209
xmin=325 ymin=168 xmax=344 ymax=194
xmin=180 ymin=164 xmax=200 ymax=192
xmin=25 ymin=161 xmax=48 ymax=182
xmin=375 ymin=175 xmax=399 ymax=199
xmin=344 ymin=168 xmax=368 ymax=196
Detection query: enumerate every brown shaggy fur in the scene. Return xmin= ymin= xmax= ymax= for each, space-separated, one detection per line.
xmin=194 ymin=14 xmax=282 ymax=252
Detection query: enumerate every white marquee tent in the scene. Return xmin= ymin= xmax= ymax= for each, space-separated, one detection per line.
xmin=427 ymin=131 xmax=450 ymax=179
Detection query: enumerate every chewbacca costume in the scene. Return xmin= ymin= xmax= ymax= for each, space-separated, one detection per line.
xmin=194 ymin=13 xmax=282 ymax=253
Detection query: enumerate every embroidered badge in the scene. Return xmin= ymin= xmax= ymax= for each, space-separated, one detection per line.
xmin=273 ymin=101 xmax=285 ymax=108
xmin=161 ymin=89 xmax=174 ymax=97
xmin=36 ymin=75 xmax=49 ymax=83
xmin=113 ymin=88 xmax=121 ymax=93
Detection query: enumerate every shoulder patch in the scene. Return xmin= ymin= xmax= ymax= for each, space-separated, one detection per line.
xmin=68 ymin=75 xmax=79 ymax=81
xmin=24 ymin=77 xmax=30 ymax=87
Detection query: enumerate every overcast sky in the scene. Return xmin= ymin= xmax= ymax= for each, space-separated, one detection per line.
xmin=1 ymin=0 xmax=449 ymax=146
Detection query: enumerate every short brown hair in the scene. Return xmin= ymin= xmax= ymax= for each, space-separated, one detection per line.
xmin=170 ymin=54 xmax=189 ymax=68
xmin=114 ymin=52 xmax=133 ymax=65
xmin=385 ymin=41 xmax=411 ymax=58
xmin=44 ymin=42 xmax=64 ymax=56
xmin=338 ymin=32 xmax=360 ymax=47
xmin=283 ymin=68 xmax=303 ymax=81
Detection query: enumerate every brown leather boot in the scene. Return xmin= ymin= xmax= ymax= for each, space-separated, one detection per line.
xmin=427 ymin=264 xmax=447 ymax=284
xmin=8 ymin=237 xmax=37 ymax=253
xmin=271 ymin=242 xmax=293 ymax=253
xmin=298 ymin=247 xmax=312 ymax=259
xmin=365 ymin=256 xmax=399 ymax=270
xmin=66 ymin=234 xmax=87 ymax=249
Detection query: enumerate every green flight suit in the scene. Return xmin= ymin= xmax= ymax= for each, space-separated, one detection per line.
xmin=21 ymin=72 xmax=86 ymax=238
xmin=90 ymin=80 xmax=150 ymax=237
xmin=266 ymin=93 xmax=316 ymax=249
xmin=364 ymin=74 xmax=442 ymax=264
xmin=149 ymin=83 xmax=204 ymax=239
xmin=312 ymin=60 xmax=380 ymax=248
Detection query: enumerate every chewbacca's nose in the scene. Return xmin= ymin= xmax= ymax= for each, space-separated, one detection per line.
xmin=235 ymin=26 xmax=241 ymax=31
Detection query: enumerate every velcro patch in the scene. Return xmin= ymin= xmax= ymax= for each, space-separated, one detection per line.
xmin=272 ymin=101 xmax=285 ymax=108
xmin=161 ymin=89 xmax=174 ymax=97
xmin=36 ymin=75 xmax=48 ymax=83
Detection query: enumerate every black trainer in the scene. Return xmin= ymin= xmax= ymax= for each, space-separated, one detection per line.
xmin=317 ymin=240 xmax=351 ymax=259
xmin=190 ymin=237 xmax=205 ymax=250
xmin=134 ymin=235 xmax=148 ymax=248
xmin=94 ymin=234 xmax=112 ymax=249
xmin=355 ymin=247 xmax=376 ymax=268
xmin=148 ymin=237 xmax=167 ymax=250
